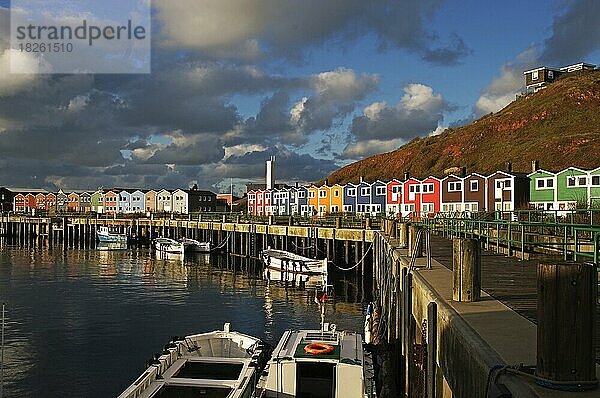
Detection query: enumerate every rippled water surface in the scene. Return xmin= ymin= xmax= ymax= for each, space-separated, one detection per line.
xmin=0 ymin=241 xmax=364 ymax=397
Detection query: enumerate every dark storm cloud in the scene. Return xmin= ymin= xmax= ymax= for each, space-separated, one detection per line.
xmin=422 ymin=35 xmax=472 ymax=66
xmin=155 ymin=0 xmax=469 ymax=66
xmin=540 ymin=0 xmax=600 ymax=65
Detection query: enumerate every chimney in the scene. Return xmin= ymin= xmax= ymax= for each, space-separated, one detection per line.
xmin=266 ymin=156 xmax=275 ymax=190
xmin=403 ymin=171 xmax=410 ymax=181
xmin=461 ymin=167 xmax=467 ymax=177
xmin=505 ymin=162 xmax=512 ymax=173
xmin=359 ymin=176 xmax=364 ymax=183
xmin=295 ymin=181 xmax=299 ymax=188
xmin=532 ymin=160 xmax=540 ymax=173
xmin=325 ymin=179 xmax=329 ymax=186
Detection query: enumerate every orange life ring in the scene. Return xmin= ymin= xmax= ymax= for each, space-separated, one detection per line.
xmin=304 ymin=343 xmax=334 ymax=355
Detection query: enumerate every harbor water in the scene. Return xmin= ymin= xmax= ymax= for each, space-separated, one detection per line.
xmin=0 ymin=240 xmax=364 ymax=397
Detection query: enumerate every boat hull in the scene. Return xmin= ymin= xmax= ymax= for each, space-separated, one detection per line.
xmin=261 ymin=249 xmax=328 ymax=288
xmin=96 ymin=232 xmax=127 ymax=243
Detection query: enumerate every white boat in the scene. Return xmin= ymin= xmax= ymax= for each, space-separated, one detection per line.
xmin=118 ymin=323 xmax=268 ymax=398
xmin=180 ymin=237 xmax=211 ymax=253
xmin=96 ymin=226 xmax=127 ymax=243
xmin=153 ymin=237 xmax=185 ymax=255
xmin=256 ymin=324 xmax=376 ymax=398
xmin=261 ymin=249 xmax=328 ymax=288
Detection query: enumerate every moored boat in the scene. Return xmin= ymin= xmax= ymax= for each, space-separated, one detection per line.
xmin=256 ymin=324 xmax=376 ymax=397
xmin=180 ymin=237 xmax=211 ymax=253
xmin=118 ymin=323 xmax=268 ymax=398
xmin=96 ymin=226 xmax=127 ymax=243
xmin=153 ymin=237 xmax=185 ymax=255
xmin=260 ymin=249 xmax=328 ymax=288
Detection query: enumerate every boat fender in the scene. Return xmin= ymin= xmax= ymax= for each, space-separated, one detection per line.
xmin=304 ymin=343 xmax=334 ymax=355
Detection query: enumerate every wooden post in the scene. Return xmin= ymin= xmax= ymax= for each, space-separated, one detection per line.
xmin=365 ymin=216 xmax=371 ymax=230
xmin=399 ymin=222 xmax=408 ymax=247
xmin=408 ymin=224 xmax=423 ymax=258
xmin=427 ymin=302 xmax=437 ymax=398
xmin=335 ymin=217 xmax=341 ymax=229
xmin=452 ymin=238 xmax=481 ymax=302
xmin=536 ymin=262 xmax=598 ymax=389
xmin=389 ymin=219 xmax=397 ymax=238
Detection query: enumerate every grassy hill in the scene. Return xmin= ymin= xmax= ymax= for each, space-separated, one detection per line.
xmin=324 ymin=70 xmax=600 ymax=184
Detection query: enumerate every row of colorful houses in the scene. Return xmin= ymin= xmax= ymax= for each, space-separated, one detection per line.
xmin=1 ymin=186 xmax=220 ymax=215
xmin=247 ymin=163 xmax=600 ymax=217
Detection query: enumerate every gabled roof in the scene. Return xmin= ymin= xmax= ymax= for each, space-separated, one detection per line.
xmin=527 ymin=169 xmax=557 ymax=178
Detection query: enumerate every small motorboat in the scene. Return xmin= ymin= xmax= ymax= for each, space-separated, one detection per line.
xmin=118 ymin=323 xmax=269 ymax=398
xmin=256 ymin=324 xmax=376 ymax=397
xmin=180 ymin=237 xmax=211 ymax=253
xmin=153 ymin=237 xmax=185 ymax=255
xmin=260 ymin=249 xmax=328 ymax=288
xmin=96 ymin=226 xmax=127 ymax=243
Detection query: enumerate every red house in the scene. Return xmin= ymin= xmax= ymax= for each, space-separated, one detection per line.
xmin=402 ymin=177 xmax=442 ymax=219
xmin=386 ymin=179 xmax=403 ymax=216
xmin=247 ymin=190 xmax=257 ymax=215
xmin=13 ymin=193 xmax=27 ymax=212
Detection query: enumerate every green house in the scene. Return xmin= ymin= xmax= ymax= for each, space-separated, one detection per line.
xmin=91 ymin=190 xmax=104 ymax=213
xmin=589 ymin=167 xmax=600 ymax=207
xmin=528 ymin=169 xmax=557 ymax=210
xmin=557 ymin=167 xmax=589 ymax=209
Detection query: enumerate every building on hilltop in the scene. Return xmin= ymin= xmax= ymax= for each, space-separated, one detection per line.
xmin=524 ymin=62 xmax=596 ymax=92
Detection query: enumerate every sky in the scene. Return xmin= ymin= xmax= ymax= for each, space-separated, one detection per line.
xmin=0 ymin=0 xmax=599 ymax=194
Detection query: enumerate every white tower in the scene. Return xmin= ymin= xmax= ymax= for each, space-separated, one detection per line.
xmin=266 ymin=156 xmax=275 ymax=189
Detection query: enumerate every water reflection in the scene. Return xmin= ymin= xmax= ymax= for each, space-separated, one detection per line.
xmin=0 ymin=242 xmax=364 ymax=397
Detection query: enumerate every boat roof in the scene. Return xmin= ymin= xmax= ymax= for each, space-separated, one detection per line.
xmin=270 ymin=329 xmax=363 ymax=367
xmin=119 ymin=325 xmax=264 ymax=398
xmin=262 ymin=249 xmax=322 ymax=263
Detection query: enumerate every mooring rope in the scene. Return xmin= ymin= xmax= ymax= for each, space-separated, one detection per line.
xmin=210 ymin=232 xmax=231 ymax=251
xmin=328 ymin=242 xmax=373 ymax=271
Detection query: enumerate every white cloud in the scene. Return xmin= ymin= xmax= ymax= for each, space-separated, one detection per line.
xmin=341 ymin=138 xmax=405 ymax=160
xmin=0 ymin=49 xmax=44 ymax=96
xmin=309 ymin=68 xmax=379 ymax=103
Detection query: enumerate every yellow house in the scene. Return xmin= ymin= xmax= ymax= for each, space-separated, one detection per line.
xmin=307 ymin=185 xmax=319 ymax=216
xmin=330 ymin=184 xmax=343 ymax=213
xmin=317 ymin=185 xmax=331 ymax=216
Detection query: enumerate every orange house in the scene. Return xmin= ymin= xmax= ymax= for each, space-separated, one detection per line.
xmin=307 ymin=186 xmax=319 ymax=216
xmin=317 ymin=185 xmax=331 ymax=216
xmin=103 ymin=191 xmax=119 ymax=213
xmin=35 ymin=193 xmax=46 ymax=209
xmin=330 ymin=184 xmax=343 ymax=214
xmin=145 ymin=190 xmax=156 ymax=212
xmin=45 ymin=193 xmax=57 ymax=211
xmin=67 ymin=192 xmax=81 ymax=212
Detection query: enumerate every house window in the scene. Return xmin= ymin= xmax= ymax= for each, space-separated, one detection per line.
xmin=331 ymin=205 xmax=339 ymax=213
xmin=448 ymin=181 xmax=462 ymax=192
xmin=422 ymin=183 xmax=434 ymax=193
xmin=334 ymin=190 xmax=340 ymax=197
xmin=548 ymin=70 xmax=554 ymax=79
xmin=319 ymin=190 xmax=327 ymax=198
xmin=532 ymin=70 xmax=539 ymax=80
xmin=343 ymin=205 xmax=352 ymax=212
xmin=392 ymin=186 xmax=400 ymax=193
xmin=248 ymin=194 xmax=255 ymax=199
xmin=347 ymin=188 xmax=356 ymax=196
xmin=422 ymin=203 xmax=434 ymax=213
xmin=298 ymin=191 xmax=305 ymax=198
xmin=567 ymin=176 xmax=576 ymax=187
xmin=578 ymin=176 xmax=587 ymax=186
xmin=376 ymin=186 xmax=386 ymax=195
xmin=308 ymin=191 xmax=315 ymax=198
xmin=592 ymin=176 xmax=600 ymax=186
xmin=470 ymin=180 xmax=479 ymax=191
xmin=361 ymin=187 xmax=371 ymax=196
xmin=536 ymin=178 xmax=554 ymax=189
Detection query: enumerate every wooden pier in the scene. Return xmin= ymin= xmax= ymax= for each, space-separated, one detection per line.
xmin=1 ymin=213 xmax=599 ymax=397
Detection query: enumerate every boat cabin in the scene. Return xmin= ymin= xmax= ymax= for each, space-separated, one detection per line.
xmin=259 ymin=327 xmax=374 ymax=398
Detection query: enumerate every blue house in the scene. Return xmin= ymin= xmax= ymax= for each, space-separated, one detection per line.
xmin=370 ymin=180 xmax=387 ymax=214
xmin=343 ymin=183 xmax=357 ymax=213
xmin=355 ymin=182 xmax=372 ymax=214
xmin=295 ymin=186 xmax=309 ymax=216
xmin=130 ymin=190 xmax=145 ymax=213
xmin=118 ymin=190 xmax=132 ymax=213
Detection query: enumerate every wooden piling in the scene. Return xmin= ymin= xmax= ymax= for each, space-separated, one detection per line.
xmin=427 ymin=302 xmax=438 ymax=398
xmin=536 ymin=261 xmax=598 ymax=389
xmin=452 ymin=238 xmax=481 ymax=302
xmin=408 ymin=225 xmax=423 ymax=258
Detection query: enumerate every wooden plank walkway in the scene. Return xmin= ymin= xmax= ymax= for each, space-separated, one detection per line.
xmin=429 ymin=234 xmax=600 ymax=363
